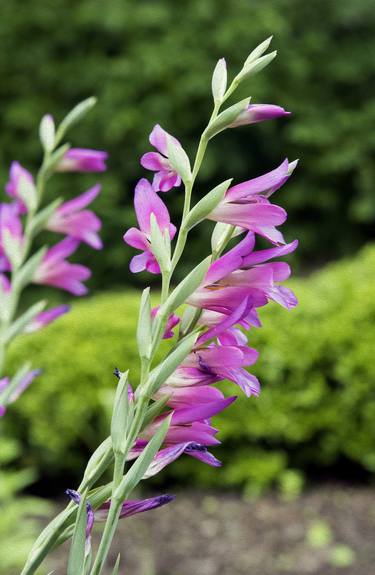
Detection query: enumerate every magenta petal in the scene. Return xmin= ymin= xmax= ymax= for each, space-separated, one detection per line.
xmin=225 ymin=159 xmax=290 ymax=201
xmin=57 ymin=184 xmax=101 ymax=216
xmin=123 ymin=227 xmax=149 ymax=250
xmin=134 ymin=178 xmax=171 ymax=234
xmin=242 ymin=240 xmax=298 ymax=267
xmin=141 ymin=152 xmax=167 ymax=171
xmin=170 ymin=396 xmax=237 ymax=426
xmin=129 ymin=252 xmax=149 ymax=273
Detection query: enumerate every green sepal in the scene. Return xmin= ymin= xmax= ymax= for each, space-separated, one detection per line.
xmin=137 ymin=287 xmax=152 ymax=361
xmin=67 ymin=490 xmax=88 ymax=575
xmin=205 ymin=98 xmax=250 ymax=139
xmin=185 ymin=179 xmax=232 ymax=230
xmin=166 ymin=136 xmax=192 ymax=185
xmin=3 ymin=300 xmax=46 ymax=344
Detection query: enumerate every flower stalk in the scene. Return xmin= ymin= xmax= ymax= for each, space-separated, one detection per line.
xmin=21 ymin=38 xmax=298 ymax=575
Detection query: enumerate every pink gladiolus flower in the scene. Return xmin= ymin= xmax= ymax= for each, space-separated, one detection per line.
xmin=5 ymin=161 xmax=35 ymax=214
xmin=47 ymin=184 xmax=102 ymax=249
xmin=24 ymin=305 xmax=71 ymax=333
xmin=57 ymin=148 xmax=108 ymax=172
xmin=152 ymin=306 xmax=180 ymax=339
xmin=33 ymin=237 xmax=91 ymax=295
xmin=230 ymin=104 xmax=290 ymax=128
xmin=0 ymin=369 xmax=41 ymax=416
xmin=208 ymin=159 xmax=298 ymax=244
xmin=123 ymin=178 xmax=176 ymax=274
xmin=0 ymin=202 xmax=24 ymax=271
xmin=141 ymin=124 xmax=182 ymax=192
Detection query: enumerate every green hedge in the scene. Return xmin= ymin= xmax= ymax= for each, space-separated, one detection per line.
xmin=4 ymin=245 xmax=375 ymax=492
xmin=1 ymin=0 xmax=375 ymax=288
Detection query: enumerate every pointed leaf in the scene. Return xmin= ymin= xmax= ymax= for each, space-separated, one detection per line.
xmin=185 ymin=179 xmax=232 ymax=230
xmin=244 ymin=36 xmax=273 ymax=66
xmin=67 ymin=491 xmax=87 ymax=575
xmin=212 ymin=58 xmax=227 ymax=103
xmin=166 ymin=136 xmax=192 ymax=185
xmin=137 ymin=288 xmax=152 ymax=361
xmin=237 ymin=51 xmax=277 ymax=82
xmin=3 ymin=300 xmax=46 ymax=344
xmin=150 ymin=213 xmax=171 ymax=273
xmin=205 ymin=98 xmax=250 ymax=139
xmin=160 ymin=256 xmax=210 ymax=316
xmin=111 ymin=370 xmax=132 ymax=454
xmin=114 ymin=415 xmax=171 ymax=498
xmin=29 ymin=198 xmax=62 ymax=237
xmin=148 ymin=331 xmax=198 ymax=394
xmin=56 ymin=97 xmax=97 ymax=144
xmin=111 ymin=555 xmax=121 ymax=575
xmin=13 ymin=246 xmax=47 ymax=291
xmin=39 ymin=115 xmax=56 ymax=153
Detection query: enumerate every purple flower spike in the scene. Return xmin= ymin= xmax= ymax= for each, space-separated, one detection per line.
xmin=57 ymin=148 xmax=108 ymax=172
xmin=230 ymin=104 xmax=290 ymax=128
xmin=141 ymin=124 xmax=182 ymax=192
xmin=123 ymin=178 xmax=176 ymax=274
xmin=33 ymin=237 xmax=91 ymax=295
xmin=47 ymin=184 xmax=103 ymax=249
xmin=5 ymin=162 xmax=35 ymax=214
xmin=24 ymin=304 xmax=71 ymax=333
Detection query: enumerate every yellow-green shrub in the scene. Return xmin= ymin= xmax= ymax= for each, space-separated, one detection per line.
xmin=4 ymin=245 xmax=375 ymax=492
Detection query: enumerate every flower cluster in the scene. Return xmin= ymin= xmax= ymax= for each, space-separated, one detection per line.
xmin=0 ymin=110 xmax=107 ymax=417
xmin=22 ymin=41 xmax=299 ymax=575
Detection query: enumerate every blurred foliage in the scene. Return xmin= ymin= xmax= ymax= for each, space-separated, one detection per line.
xmin=3 ymin=244 xmax=375 ymax=493
xmin=0 ymin=0 xmax=375 ymax=289
xmin=0 ymin=436 xmax=51 ymax=573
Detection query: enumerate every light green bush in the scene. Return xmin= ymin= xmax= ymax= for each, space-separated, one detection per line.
xmin=4 ymin=245 xmax=375 ymax=491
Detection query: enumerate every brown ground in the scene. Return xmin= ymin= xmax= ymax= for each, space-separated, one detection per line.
xmin=52 ymin=485 xmax=375 ymax=575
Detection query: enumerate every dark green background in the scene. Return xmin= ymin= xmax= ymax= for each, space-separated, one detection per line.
xmin=1 ymin=0 xmax=375 ymax=289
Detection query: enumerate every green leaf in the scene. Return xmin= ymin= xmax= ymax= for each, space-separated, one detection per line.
xmin=141 ymin=395 xmax=171 ymax=430
xmin=2 ymin=229 xmax=23 ymax=270
xmin=244 ymin=36 xmax=273 ymax=66
xmin=39 ymin=114 xmax=56 ymax=153
xmin=56 ymin=97 xmax=97 ymax=144
xmin=185 ymin=179 xmax=232 ymax=230
xmin=137 ymin=287 xmax=152 ymax=361
xmin=13 ymin=246 xmax=47 ymax=291
xmin=205 ymin=98 xmax=250 ymax=139
xmin=114 ymin=415 xmax=171 ymax=499
xmin=3 ymin=300 xmax=46 ymax=344
xmin=29 ymin=198 xmax=62 ymax=237
xmin=179 ymin=305 xmax=201 ymax=337
xmin=44 ymin=143 xmax=71 ymax=172
xmin=237 ymin=51 xmax=277 ymax=82
xmin=148 ymin=331 xmax=198 ymax=394
xmin=211 ymin=222 xmax=235 ymax=253
xmin=67 ymin=490 xmax=88 ymax=575
xmin=111 ymin=370 xmax=132 ymax=454
xmin=166 ymin=136 xmax=192 ymax=185
xmin=111 ymin=555 xmax=121 ymax=575
xmin=149 ymin=213 xmax=171 ymax=273
xmin=160 ymin=256 xmax=210 ymax=315
xmin=212 ymin=58 xmax=227 ymax=103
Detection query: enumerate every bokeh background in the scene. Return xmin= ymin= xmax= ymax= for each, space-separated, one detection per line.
xmin=1 ymin=0 xmax=375 ymax=573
